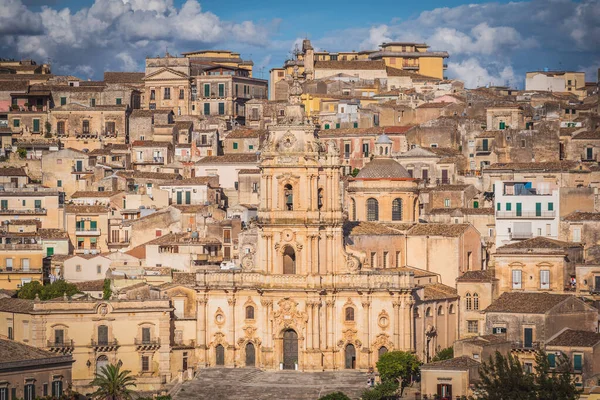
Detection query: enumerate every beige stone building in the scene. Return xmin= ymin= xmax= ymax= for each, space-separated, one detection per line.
xmin=456 ymin=270 xmax=498 ymax=338
xmin=0 ymin=186 xmax=63 ymax=229
xmin=41 ymin=148 xmax=93 ymax=196
xmin=64 ymin=205 xmax=110 ymax=255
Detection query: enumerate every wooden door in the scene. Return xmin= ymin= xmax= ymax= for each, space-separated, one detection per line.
xmin=215 ymin=344 xmax=225 ymax=366
xmin=245 ymin=342 xmax=255 ymax=367
xmin=345 ymin=344 xmax=356 ymax=369
xmin=283 ymin=330 xmax=298 ymax=370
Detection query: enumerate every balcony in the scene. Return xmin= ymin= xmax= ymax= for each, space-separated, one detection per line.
xmin=435 ymin=178 xmax=451 ymax=185
xmin=0 ymin=267 xmax=43 ymax=273
xmin=510 ymin=232 xmax=533 ymax=240
xmin=47 ymin=339 xmax=74 ymax=354
xmin=402 ymin=62 xmax=419 ymax=70
xmin=497 ymin=211 xmax=556 ymax=219
xmin=71 ymin=167 xmax=94 ymax=174
xmin=0 ymin=242 xmax=43 ymax=250
xmin=513 ymin=341 xmax=541 ymax=351
xmin=76 ymin=228 xmax=101 ymax=236
xmin=172 ymin=339 xmax=196 ymax=349
xmin=581 ymin=153 xmax=597 ymax=162
xmin=90 ymin=339 xmax=119 ymax=351
xmin=134 ymin=157 xmax=165 ymax=164
xmin=135 ymin=338 xmax=161 ymax=351
xmin=107 ymin=239 xmax=130 ymax=248
xmin=475 ymin=146 xmax=492 ymax=154
xmin=0 ymin=208 xmax=47 ymax=215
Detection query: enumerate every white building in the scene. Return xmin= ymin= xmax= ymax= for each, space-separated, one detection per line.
xmin=494 ymin=180 xmax=559 ymax=248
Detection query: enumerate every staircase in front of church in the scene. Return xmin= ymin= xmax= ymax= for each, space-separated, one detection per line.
xmin=173 ymin=367 xmax=371 ymax=400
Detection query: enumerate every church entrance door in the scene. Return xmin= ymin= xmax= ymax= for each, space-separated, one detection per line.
xmin=245 ymin=342 xmax=256 ymax=367
xmin=215 ymin=344 xmax=225 ymax=366
xmin=283 ymin=329 xmax=298 ymax=370
xmin=345 ymin=344 xmax=356 ymax=369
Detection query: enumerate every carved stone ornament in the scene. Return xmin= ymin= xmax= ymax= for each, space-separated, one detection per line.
xmin=281 ymin=229 xmax=294 ymax=242
xmin=377 ymin=310 xmax=390 ymax=330
xmin=209 ymin=331 xmax=227 ymax=347
xmin=241 ymin=254 xmax=254 ymax=270
xmin=371 ymin=333 xmax=394 ymax=351
xmin=345 ymin=254 xmax=361 ymax=272
xmin=279 ymin=131 xmax=297 ymax=152
xmin=97 ymin=303 xmax=109 ymax=316
xmin=214 ymin=308 xmax=226 ymax=327
xmin=273 ymin=298 xmax=308 ymax=333
xmin=337 ymin=328 xmax=362 ymax=349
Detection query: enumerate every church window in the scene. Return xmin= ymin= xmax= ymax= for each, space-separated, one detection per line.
xmin=425 ymin=307 xmax=432 ymax=317
xmin=392 ymin=198 xmax=403 ymax=221
xmin=283 ymin=246 xmax=296 ymax=274
xmin=438 ymin=306 xmax=444 ymax=315
xmin=465 ymin=293 xmax=472 ymax=311
xmin=318 ymin=188 xmax=324 ymax=210
xmin=350 ymin=198 xmax=356 ymax=221
xmin=383 ymin=252 xmax=388 ymax=268
xmin=370 ymin=252 xmax=376 ymax=267
xmin=473 ymin=293 xmax=479 ymax=310
xmin=345 ymin=307 xmax=354 ymax=321
xmin=367 ymin=198 xmax=379 ymax=221
xmin=284 ymin=184 xmax=293 ymax=211
xmin=245 ymin=306 xmax=254 ymax=320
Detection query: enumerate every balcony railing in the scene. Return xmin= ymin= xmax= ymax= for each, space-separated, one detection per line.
xmin=402 ymin=62 xmax=419 ymax=69
xmin=436 ymin=178 xmax=451 ymax=185
xmin=0 ymin=208 xmax=47 ymax=215
xmin=475 ymin=146 xmax=491 ymax=153
xmin=134 ymin=338 xmax=161 ymax=350
xmin=581 ymin=154 xmax=597 ymax=162
xmin=497 ymin=211 xmax=556 ymax=219
xmin=0 ymin=267 xmax=43 ymax=273
xmin=513 ymin=341 xmax=541 ymax=350
xmin=71 ymin=167 xmax=94 ymax=174
xmin=90 ymin=339 xmax=119 ymax=351
xmin=47 ymin=340 xmax=75 ymax=353
xmin=0 ymin=243 xmax=43 ymax=250
xmin=510 ymin=232 xmax=533 ymax=240
xmin=76 ymin=228 xmax=101 ymax=236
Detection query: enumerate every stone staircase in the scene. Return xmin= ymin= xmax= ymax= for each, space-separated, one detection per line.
xmin=174 ymin=368 xmax=371 ymax=400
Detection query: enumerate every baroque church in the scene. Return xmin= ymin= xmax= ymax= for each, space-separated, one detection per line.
xmin=178 ymin=68 xmax=457 ymax=372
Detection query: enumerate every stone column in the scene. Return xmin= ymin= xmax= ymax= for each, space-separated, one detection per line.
xmin=306 ymin=301 xmax=314 ymax=349
xmin=362 ymin=299 xmax=371 ymax=365
xmin=196 ymin=296 xmax=208 ymax=365
xmin=326 ymin=233 xmax=333 ymax=274
xmin=313 ymin=300 xmax=320 ymax=350
xmin=392 ymin=300 xmax=401 ymax=349
xmin=227 ymin=296 xmax=236 ymax=366
xmin=404 ymin=297 xmax=414 ymax=351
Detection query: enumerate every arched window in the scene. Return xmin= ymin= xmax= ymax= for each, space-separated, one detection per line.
xmin=245 ymin=306 xmax=254 ymax=320
xmin=367 ymin=198 xmax=379 ymax=221
xmin=437 ymin=306 xmax=444 ymax=315
xmin=392 ymin=198 xmax=403 ymax=221
xmin=96 ymin=355 xmax=109 ymax=373
xmin=378 ymin=346 xmax=388 ymax=360
xmin=473 ymin=293 xmax=479 ymax=310
xmin=449 ymin=304 xmax=455 ymax=314
xmin=318 ymin=188 xmax=324 ymax=210
xmin=284 ymin=184 xmax=293 ymax=211
xmin=425 ymin=307 xmax=432 ymax=317
xmin=283 ymin=246 xmax=296 ymax=274
xmin=465 ymin=293 xmax=472 ymax=311
xmin=345 ymin=307 xmax=355 ymax=321
xmin=57 ymin=121 xmax=65 ymax=135
xmin=350 ymin=198 xmax=356 ymax=221
xmin=97 ymin=325 xmax=108 ymax=345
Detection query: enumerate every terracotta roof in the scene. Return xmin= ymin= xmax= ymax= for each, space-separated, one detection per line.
xmin=238 ymin=169 xmax=260 ymax=174
xmin=496 ymin=237 xmax=581 ymax=251
xmin=485 ymin=161 xmax=579 ymax=172
xmin=0 ymin=338 xmax=72 ymax=365
xmin=456 ymin=270 xmax=496 ymax=282
xmin=9 ymin=219 xmax=40 ymax=226
xmin=64 ymin=205 xmax=110 ymax=214
xmin=0 ymin=80 xmax=29 ymax=91
xmin=74 ymin=280 xmax=105 ymax=291
xmin=147 ymin=232 xmax=221 ymax=246
xmin=125 ymin=244 xmax=146 ymax=259
xmin=384 ymin=126 xmax=412 ymax=134
xmin=424 ymin=283 xmax=458 ymax=300
xmin=131 ymin=140 xmax=172 ymax=148
xmin=0 ymin=167 xmax=27 ymax=177
xmin=159 ymin=177 xmax=215 ymax=186
xmin=563 ymin=212 xmax=600 ymax=222
xmin=572 ymin=130 xmax=600 ymax=140
xmin=417 ymin=102 xmax=452 ymax=109
xmin=458 ymin=334 xmax=510 ymax=345
xmin=427 ymin=184 xmax=472 ymax=192
xmin=71 ymin=191 xmax=123 ymax=198
xmin=39 ymin=229 xmax=69 ymax=240
xmin=116 ymin=171 xmax=182 ymax=180
xmin=343 ymin=221 xmax=408 ymax=236
xmin=421 ymin=356 xmax=480 ymax=370
xmin=385 ymin=67 xmax=440 ymax=81
xmin=429 ymin=208 xmax=495 ymax=216
xmin=319 ymin=127 xmax=386 ymax=136
xmin=355 ymin=158 xmax=412 ymax=179
xmin=408 ymin=223 xmax=471 ymax=237
xmin=314 ymin=60 xmax=386 ymax=70
xmin=196 ymin=154 xmax=258 ymax=164
xmin=0 ymin=298 xmax=34 ymax=313
xmin=226 ymin=129 xmax=267 ymax=139
xmin=171 ymin=204 xmax=210 ymax=213
xmin=546 ymin=329 xmax=600 ymax=347
xmin=485 ymin=292 xmax=574 ymax=314
xmin=103 ymin=72 xmax=145 ymax=84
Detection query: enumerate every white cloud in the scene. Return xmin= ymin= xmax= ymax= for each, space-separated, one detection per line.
xmin=360 ymin=25 xmax=391 ymax=51
xmin=448 ymin=58 xmax=517 ymax=89
xmin=116 ymin=52 xmax=139 ymax=71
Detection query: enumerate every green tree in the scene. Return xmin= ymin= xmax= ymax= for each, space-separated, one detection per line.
xmin=44 ymin=121 xmax=52 ymax=138
xmin=474 ymin=351 xmax=537 ymax=400
xmin=16 ymin=147 xmax=27 ymax=159
xmin=534 ymin=350 xmax=579 ymax=400
xmin=360 ymin=380 xmax=398 ymax=400
xmin=103 ymin=279 xmax=112 ymax=300
xmin=18 ymin=280 xmax=80 ymax=301
xmin=318 ymin=392 xmax=351 ymax=400
xmin=89 ymin=363 xmax=137 ymax=400
xmin=376 ymin=350 xmax=420 ymax=396
xmin=431 ymin=347 xmax=454 ymax=362
xmin=350 ymin=168 xmax=360 ymax=177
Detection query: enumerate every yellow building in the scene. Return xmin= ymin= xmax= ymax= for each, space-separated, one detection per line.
xmin=0 ymin=220 xmax=45 ymax=290
xmin=370 ymin=42 xmax=448 ymax=80
xmin=526 ymin=71 xmax=587 ymax=100
xmin=64 ymin=205 xmax=110 ymax=255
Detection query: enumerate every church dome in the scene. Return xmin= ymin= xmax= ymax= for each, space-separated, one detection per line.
xmin=375 ymin=133 xmax=392 ymax=144
xmin=355 ymin=158 xmax=412 ymax=179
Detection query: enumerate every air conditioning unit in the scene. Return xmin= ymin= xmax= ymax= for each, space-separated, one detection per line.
xmin=91 ymin=250 xmax=97 ymax=255
xmin=84 ymin=250 xmax=89 ymax=254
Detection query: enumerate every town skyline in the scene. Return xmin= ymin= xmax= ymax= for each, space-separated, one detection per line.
xmin=1 ymin=0 xmax=599 ymax=88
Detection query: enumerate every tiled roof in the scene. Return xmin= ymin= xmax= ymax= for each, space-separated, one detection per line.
xmin=572 ymin=130 xmax=600 ymax=140
xmin=0 ymin=298 xmax=34 ymax=313
xmin=39 ymin=229 xmax=69 ymax=240
xmin=355 ymin=158 xmax=412 ymax=179
xmin=126 ymin=244 xmax=146 ymax=259
xmin=103 ymin=72 xmax=145 ymax=83
xmin=314 ymin=60 xmax=386 ymax=70
xmin=458 ymin=334 xmax=510 ymax=345
xmin=343 ymin=221 xmax=408 ymax=236
xmin=421 ymin=356 xmax=480 ymax=370
xmin=484 ymin=292 xmax=573 ymax=314
xmin=424 ymin=283 xmax=458 ymax=300
xmin=9 ymin=219 xmax=40 ymax=226
xmin=408 ymin=223 xmax=471 ymax=237
xmin=319 ymin=127 xmax=387 ymax=136
xmin=427 ymin=184 xmax=472 ymax=192
xmin=226 ymin=129 xmax=267 ymax=139
xmin=171 ymin=204 xmax=210 ymax=213
xmin=116 ymin=171 xmax=182 ymax=180
xmin=74 ymin=280 xmax=105 ymax=291
xmin=563 ymin=212 xmax=600 ymax=222
xmin=131 ymin=140 xmax=172 ymax=148
xmin=456 ymin=270 xmax=496 ymax=282
xmin=485 ymin=161 xmax=579 ymax=172
xmin=385 ymin=67 xmax=440 ymax=81
xmin=147 ymin=232 xmax=221 ymax=246
xmin=0 ymin=80 xmax=29 ymax=91
xmin=159 ymin=177 xmax=215 ymax=186
xmin=64 ymin=205 xmax=110 ymax=214
xmin=428 ymin=208 xmax=495 ymax=216
xmin=71 ymin=191 xmax=123 ymax=198
xmin=417 ymin=102 xmax=452 ymax=109
xmin=175 ymin=121 xmax=193 ymax=130
xmin=546 ymin=329 xmax=600 ymax=347
xmin=239 ymin=169 xmax=260 ymax=174
xmin=496 ymin=237 xmax=581 ymax=251
xmin=0 ymin=167 xmax=27 ymax=177
xmin=0 ymin=339 xmax=72 ymax=365
xmin=196 ymin=154 xmax=258 ymax=164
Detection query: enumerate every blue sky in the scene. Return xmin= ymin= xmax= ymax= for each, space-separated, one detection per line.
xmin=2 ymin=0 xmax=599 ymax=88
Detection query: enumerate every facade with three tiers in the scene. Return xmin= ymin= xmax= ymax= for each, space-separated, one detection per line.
xmin=187 ymin=70 xmax=457 ymax=371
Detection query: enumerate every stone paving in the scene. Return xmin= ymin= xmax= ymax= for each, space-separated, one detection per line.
xmin=173 ymin=367 xmax=372 ymax=400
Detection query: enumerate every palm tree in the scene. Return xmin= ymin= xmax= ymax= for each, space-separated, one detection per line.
xmin=89 ymin=363 xmax=137 ymax=400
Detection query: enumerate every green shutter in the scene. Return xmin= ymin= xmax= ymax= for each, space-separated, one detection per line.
xmin=516 ymin=203 xmax=522 ymax=217
xmin=176 ymin=191 xmax=182 ymax=205
xmin=473 ymin=201 xmax=479 ymax=209
xmin=324 ymin=124 xmax=330 ymax=130
xmin=0 ymin=200 xmax=7 ymax=210
xmin=482 ymin=139 xmax=488 ymax=151
xmin=218 ymin=103 xmax=225 ymax=115
xmin=335 ymin=123 xmax=340 ymax=128
xmin=536 ymin=203 xmax=542 ymax=217
xmin=60 ymin=97 xmax=66 ymax=106
xmin=353 ymin=122 xmax=358 ymax=128
xmin=204 ymin=103 xmax=210 ymax=115
xmin=506 ymin=203 xmax=511 ymax=211
xmin=33 ymin=119 xmax=40 ymax=132
xmin=46 ymin=247 xmax=54 ymax=257
xmin=90 ymin=237 xmax=97 ymax=244
xmin=233 ymin=142 xmax=238 ymax=150
xmin=574 ymin=354 xmax=582 ymax=371
xmin=57 ymin=180 xmax=62 ymax=187
xmin=116 ymin=98 xmax=122 ymax=105
xmin=185 ymin=191 xmax=191 ymax=204
xmin=499 ymin=121 xmax=506 ymax=130
xmin=548 ymin=202 xmax=554 ymax=211
xmin=204 ymin=84 xmax=210 ymax=97
xmin=34 ymin=200 xmax=41 ymax=209
xmin=90 ymin=221 xmax=97 ymax=230
xmin=497 ymin=202 xmax=501 ymax=211
xmin=218 ymin=84 xmax=224 ymax=97
xmin=13 ymin=119 xmax=20 ymax=128
xmin=548 ymin=354 xmax=556 ymax=368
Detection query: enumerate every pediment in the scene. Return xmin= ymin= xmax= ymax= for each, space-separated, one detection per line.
xmin=143 ymin=67 xmax=190 ymax=81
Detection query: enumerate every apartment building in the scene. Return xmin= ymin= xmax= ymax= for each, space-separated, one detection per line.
xmin=64 ymin=205 xmax=110 ymax=255
xmin=526 ymin=71 xmax=587 ymax=99
xmin=494 ymin=180 xmax=560 ymax=248
xmin=0 ymin=186 xmax=63 ymax=229
xmin=0 ymin=220 xmax=45 ymax=290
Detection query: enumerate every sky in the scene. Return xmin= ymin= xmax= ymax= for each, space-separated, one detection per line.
xmin=1 ymin=0 xmax=599 ymax=88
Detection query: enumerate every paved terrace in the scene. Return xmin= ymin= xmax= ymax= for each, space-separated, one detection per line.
xmin=173 ymin=368 xmax=371 ymax=400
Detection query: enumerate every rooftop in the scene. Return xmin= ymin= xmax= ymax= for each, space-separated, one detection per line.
xmin=485 ymin=160 xmax=579 ymax=172
xmin=456 ymin=270 xmax=497 ymax=282
xmin=420 ymin=356 xmax=480 ymax=370
xmin=424 ymin=283 xmax=459 ymax=301
xmin=0 ymin=298 xmax=34 ymax=313
xmin=226 ymin=129 xmax=267 ymax=139
xmin=343 ymin=221 xmax=412 ymax=236
xmin=64 ymin=204 xmax=110 ymax=214
xmin=71 ymin=190 xmax=123 ymax=198
xmin=0 ymin=167 xmax=27 ymax=177
xmin=314 ymin=60 xmax=386 ymax=70
xmin=355 ymin=158 xmax=412 ymax=179
xmin=0 ymin=339 xmax=72 ymax=366
xmin=407 ymin=223 xmax=471 ymax=237
xmin=546 ymin=329 xmax=600 ymax=347
xmin=563 ymin=212 xmax=600 ymax=222
xmin=196 ymin=154 xmax=259 ymax=164
xmin=496 ymin=237 xmax=581 ymax=252
xmin=485 ymin=292 xmax=574 ymax=314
